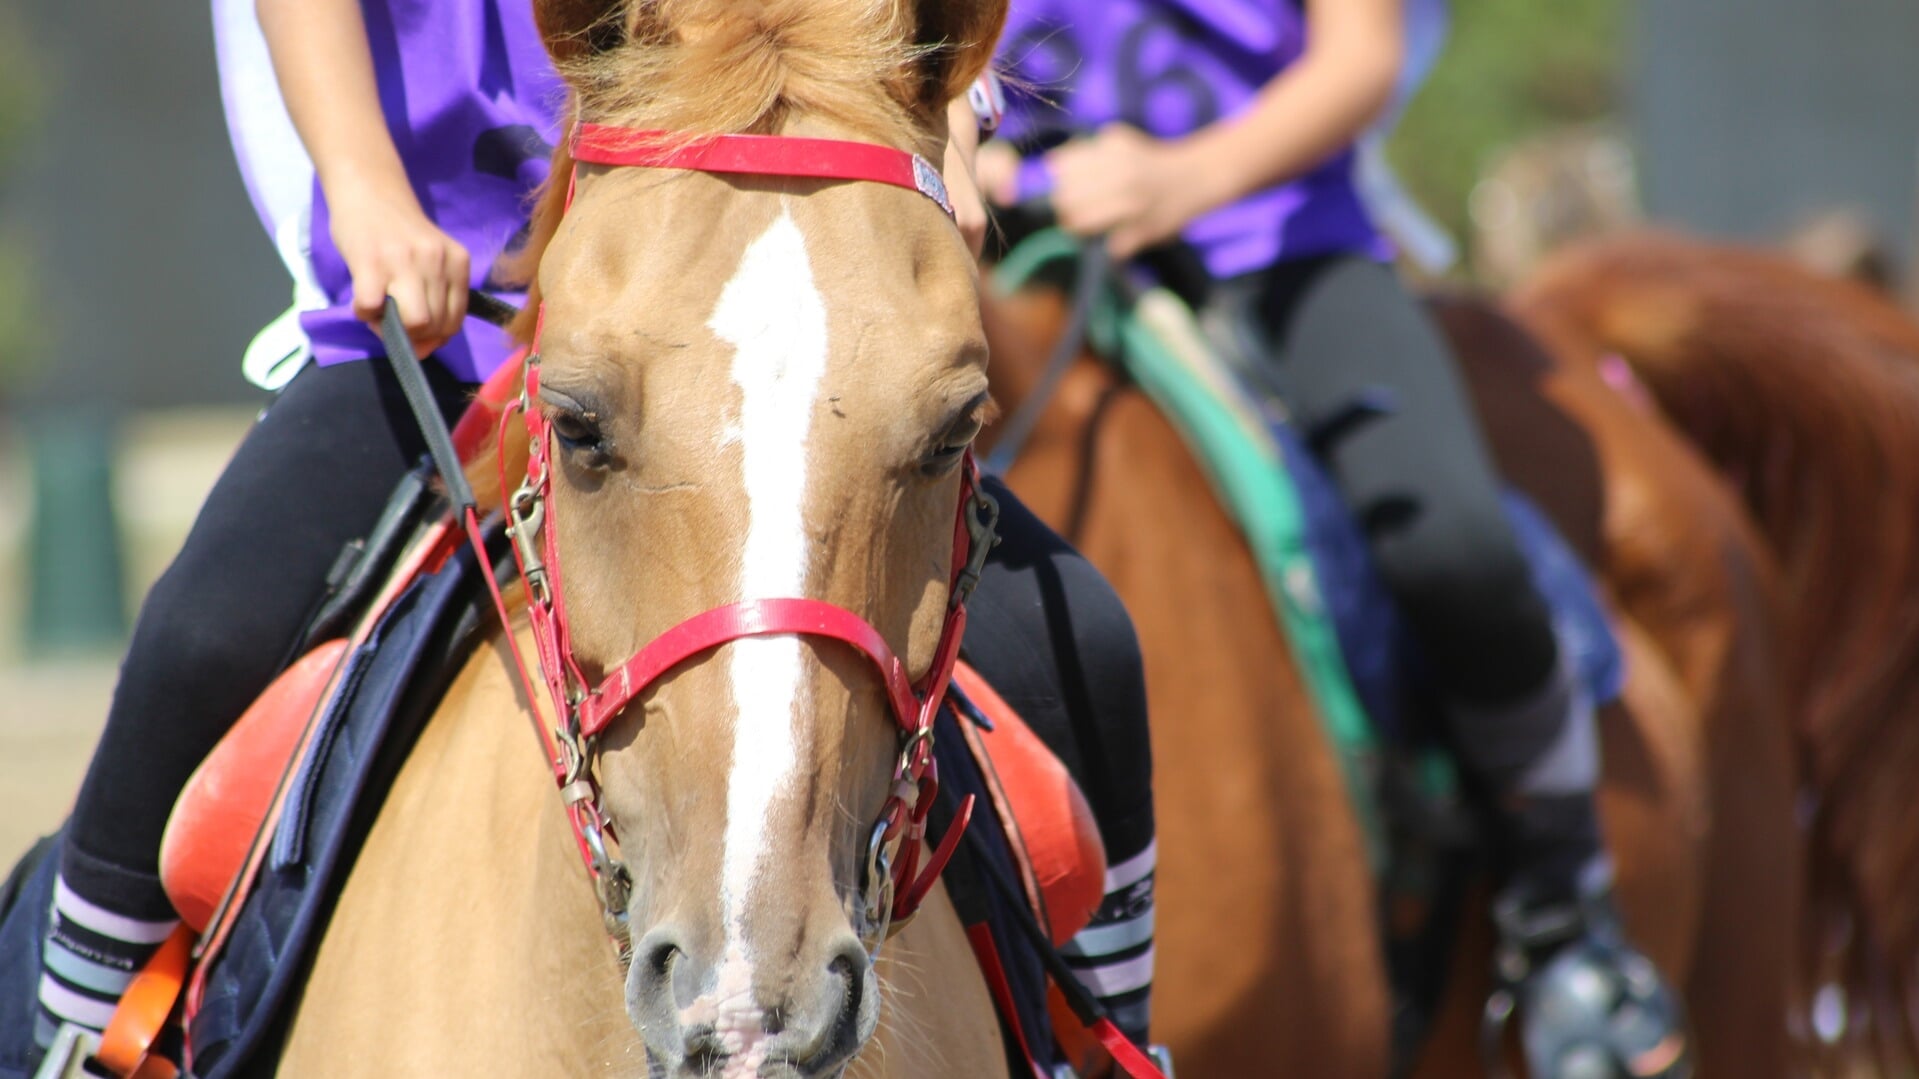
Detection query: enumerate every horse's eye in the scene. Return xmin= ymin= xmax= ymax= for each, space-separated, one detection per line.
xmin=549 ymin=408 xmax=610 ymax=467
xmin=922 ymin=412 xmax=983 ymax=477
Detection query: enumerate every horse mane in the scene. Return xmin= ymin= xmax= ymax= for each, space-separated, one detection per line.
xmin=1512 ymin=230 xmax=1919 ymax=1067
xmin=496 ymin=0 xmax=940 ymax=347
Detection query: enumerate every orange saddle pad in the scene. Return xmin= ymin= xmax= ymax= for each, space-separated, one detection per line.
xmin=158 ymin=640 xmax=348 ymax=932
xmin=951 ymin=661 xmax=1107 ymax=947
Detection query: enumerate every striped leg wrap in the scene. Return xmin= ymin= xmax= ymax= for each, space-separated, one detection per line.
xmin=35 ymin=873 xmax=178 ymax=1050
xmin=1062 ymin=839 xmax=1156 ymax=1045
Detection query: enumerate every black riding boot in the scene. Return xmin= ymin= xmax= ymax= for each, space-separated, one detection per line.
xmin=1465 ymin=670 xmax=1693 ymax=1079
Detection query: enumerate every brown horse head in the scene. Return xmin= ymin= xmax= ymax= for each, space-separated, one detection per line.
xmin=507 ymin=1 xmax=1005 ymax=1075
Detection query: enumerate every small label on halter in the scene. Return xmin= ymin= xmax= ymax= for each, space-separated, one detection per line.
xmin=912 ymin=155 xmax=954 ymax=219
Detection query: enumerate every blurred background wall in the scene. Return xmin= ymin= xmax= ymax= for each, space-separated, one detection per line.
xmin=2 ymin=0 xmax=284 ymax=410
xmin=0 ymin=0 xmax=284 ymax=661
xmin=1634 ymin=0 xmax=1919 ymax=267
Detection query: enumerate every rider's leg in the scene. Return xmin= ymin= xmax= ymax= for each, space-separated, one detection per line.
xmin=1230 ymin=255 xmax=1686 ymax=1072
xmin=964 ymin=477 xmax=1158 ymax=1048
xmin=37 ymin=358 xmax=471 ymax=1051
xmin=1236 ymin=254 xmax=1594 ymax=892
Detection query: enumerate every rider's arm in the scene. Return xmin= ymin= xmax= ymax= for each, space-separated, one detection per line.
xmin=1048 ymin=0 xmax=1403 ymax=255
xmin=1179 ymin=0 xmax=1403 ymax=213
xmin=257 ymin=0 xmax=470 ymax=354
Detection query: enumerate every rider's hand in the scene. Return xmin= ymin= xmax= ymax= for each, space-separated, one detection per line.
xmin=328 ymin=173 xmax=471 ymax=357
xmin=975 ymin=141 xmax=1022 ymax=207
xmin=1047 ymin=124 xmax=1202 ymax=258
xmin=943 ymin=97 xmax=990 ymax=258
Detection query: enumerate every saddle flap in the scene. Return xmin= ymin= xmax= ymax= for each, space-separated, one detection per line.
xmin=951 ymin=661 xmax=1107 ymax=947
xmin=158 ymin=640 xmax=349 ymax=933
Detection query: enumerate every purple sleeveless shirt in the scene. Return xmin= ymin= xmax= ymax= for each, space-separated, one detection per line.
xmin=215 ymin=0 xmax=565 ymax=383
xmin=995 ymin=0 xmax=1390 ymax=279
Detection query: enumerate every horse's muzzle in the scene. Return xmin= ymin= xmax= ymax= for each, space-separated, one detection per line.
xmin=629 ymin=925 xmax=879 ymax=1078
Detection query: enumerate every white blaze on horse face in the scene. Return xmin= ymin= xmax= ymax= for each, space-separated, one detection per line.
xmin=706 ymin=208 xmax=828 ymax=1031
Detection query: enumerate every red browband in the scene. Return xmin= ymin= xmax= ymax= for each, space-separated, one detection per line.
xmin=571 ymin=124 xmax=955 ymax=218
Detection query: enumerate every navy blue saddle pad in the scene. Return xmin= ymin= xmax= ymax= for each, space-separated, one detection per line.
xmin=1275 ymin=417 xmax=1626 ymax=744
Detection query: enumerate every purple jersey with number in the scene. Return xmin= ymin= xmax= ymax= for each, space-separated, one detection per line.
xmin=214 ymin=0 xmax=564 ymax=384
xmin=996 ymin=0 xmax=1390 ymax=278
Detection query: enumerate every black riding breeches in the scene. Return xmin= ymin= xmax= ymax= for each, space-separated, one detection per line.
xmin=63 ymin=358 xmax=474 ymax=910
xmin=1215 ymin=254 xmax=1561 ymax=710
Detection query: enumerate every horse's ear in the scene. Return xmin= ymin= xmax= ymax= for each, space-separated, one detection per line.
xmin=533 ymin=0 xmax=628 ymax=63
xmin=907 ymin=0 xmax=1008 ymax=108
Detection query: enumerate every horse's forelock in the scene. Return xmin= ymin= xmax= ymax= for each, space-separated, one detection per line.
xmin=494 ymin=0 xmax=946 ymax=359
xmin=565 ymin=0 xmax=928 ymax=150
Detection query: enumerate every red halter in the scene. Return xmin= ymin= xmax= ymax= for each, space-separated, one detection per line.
xmin=472 ymin=125 xmax=987 ymax=955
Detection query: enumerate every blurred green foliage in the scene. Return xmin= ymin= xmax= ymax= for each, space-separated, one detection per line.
xmin=1385 ymin=0 xmax=1627 ymax=260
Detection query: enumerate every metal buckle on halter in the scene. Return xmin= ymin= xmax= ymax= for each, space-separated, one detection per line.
xmin=556 ymin=725 xmax=591 ymax=789
xmin=856 ymin=720 xmax=942 ymax=951
xmin=577 ymin=797 xmax=635 ymax=959
xmin=860 ymin=817 xmax=899 ymax=950
xmin=952 ymin=486 xmax=1001 ymax=607
xmin=895 ymin=724 xmax=936 ymax=781
xmin=506 ymin=482 xmax=550 ymax=602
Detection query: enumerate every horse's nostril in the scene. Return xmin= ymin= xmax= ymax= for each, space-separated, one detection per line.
xmin=645 ymin=937 xmax=679 ymax=981
xmin=828 ymin=948 xmax=860 ymax=980
xmin=628 ymin=925 xmax=695 ymax=1054
xmin=799 ymin=937 xmax=872 ymax=1066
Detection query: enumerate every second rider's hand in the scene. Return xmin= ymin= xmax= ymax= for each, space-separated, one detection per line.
xmin=943 ymin=96 xmax=990 ymax=258
xmin=1047 ymin=124 xmax=1206 ymax=259
xmin=329 ymin=176 xmax=472 ymax=357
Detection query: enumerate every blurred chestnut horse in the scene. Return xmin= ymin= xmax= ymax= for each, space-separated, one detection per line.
xmin=1517 ymin=233 xmax=1919 ymax=1077
xmin=982 ymin=230 xmax=1911 ymax=1076
xmin=270 ymin=1 xmax=1017 ymax=1077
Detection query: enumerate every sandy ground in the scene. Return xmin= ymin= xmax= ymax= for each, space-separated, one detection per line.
xmin=0 ymin=660 xmax=113 ymax=868
xmin=0 ymin=409 xmax=254 ymax=870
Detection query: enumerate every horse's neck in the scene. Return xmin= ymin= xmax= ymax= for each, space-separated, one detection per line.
xmin=280 ymin=631 xmax=639 ymax=1076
